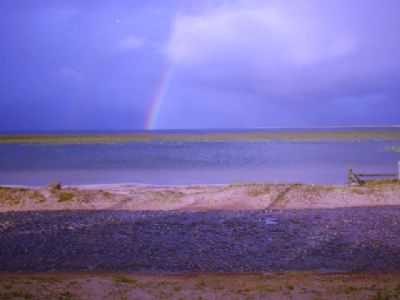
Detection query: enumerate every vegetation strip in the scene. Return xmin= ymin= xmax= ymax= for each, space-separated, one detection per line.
xmin=1 ymin=130 xmax=400 ymax=144
xmin=1 ymin=272 xmax=400 ymax=300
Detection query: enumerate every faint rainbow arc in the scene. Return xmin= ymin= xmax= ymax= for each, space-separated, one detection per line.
xmin=145 ymin=66 xmax=173 ymax=130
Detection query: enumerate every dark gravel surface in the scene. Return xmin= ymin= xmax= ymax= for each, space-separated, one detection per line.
xmin=1 ymin=207 xmax=400 ymax=272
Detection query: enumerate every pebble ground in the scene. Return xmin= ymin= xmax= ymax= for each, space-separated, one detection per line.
xmin=1 ymin=207 xmax=400 ymax=272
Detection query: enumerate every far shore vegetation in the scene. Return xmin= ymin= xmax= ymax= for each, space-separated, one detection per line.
xmin=1 ymin=130 xmax=400 ymax=144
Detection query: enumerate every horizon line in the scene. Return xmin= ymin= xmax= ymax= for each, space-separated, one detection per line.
xmin=1 ymin=124 xmax=400 ymax=134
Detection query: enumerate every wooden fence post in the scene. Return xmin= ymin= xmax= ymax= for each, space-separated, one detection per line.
xmin=348 ymin=168 xmax=364 ymax=186
xmin=347 ymin=169 xmax=352 ymax=185
xmin=348 ymin=164 xmax=398 ymax=185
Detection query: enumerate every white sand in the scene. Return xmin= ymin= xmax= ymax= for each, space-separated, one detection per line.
xmin=1 ymin=181 xmax=400 ymax=212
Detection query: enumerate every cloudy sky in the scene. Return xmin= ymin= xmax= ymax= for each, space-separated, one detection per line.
xmin=1 ymin=0 xmax=400 ymax=131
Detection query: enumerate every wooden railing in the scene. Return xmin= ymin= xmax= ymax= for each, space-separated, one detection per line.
xmin=347 ymin=168 xmax=398 ymax=185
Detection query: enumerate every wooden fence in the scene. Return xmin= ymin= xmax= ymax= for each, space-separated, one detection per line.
xmin=347 ymin=163 xmax=399 ymax=185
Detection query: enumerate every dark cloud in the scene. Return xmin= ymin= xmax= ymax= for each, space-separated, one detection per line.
xmin=0 ymin=0 xmax=399 ymax=130
xmin=161 ymin=0 xmax=400 ymax=127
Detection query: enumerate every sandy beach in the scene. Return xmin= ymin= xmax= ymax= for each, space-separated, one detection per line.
xmin=1 ymin=181 xmax=400 ymax=212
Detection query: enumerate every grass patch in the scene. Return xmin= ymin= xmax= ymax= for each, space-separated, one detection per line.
xmin=173 ymin=286 xmax=182 ymax=292
xmin=28 ymin=276 xmax=60 ymax=284
xmin=373 ymin=290 xmax=400 ymax=300
xmin=237 ymin=287 xmax=253 ymax=294
xmin=58 ymin=192 xmax=75 ymax=203
xmin=2 ymin=284 xmax=13 ymax=290
xmin=149 ymin=190 xmax=184 ymax=203
xmin=287 ymin=284 xmax=295 ymax=291
xmin=343 ymin=286 xmax=359 ymax=294
xmin=364 ymin=179 xmax=399 ymax=186
xmin=101 ymin=191 xmax=113 ymax=198
xmin=372 ymin=285 xmax=400 ymax=300
xmin=0 ymin=187 xmax=45 ymax=206
xmin=112 ymin=276 xmax=137 ymax=285
xmin=32 ymin=191 xmax=46 ymax=203
xmin=0 ymin=187 xmax=25 ymax=205
xmin=247 ymin=184 xmax=271 ymax=197
xmin=0 ymin=290 xmax=34 ymax=300
xmin=49 ymin=182 xmax=76 ymax=203
xmin=56 ymin=291 xmax=76 ymax=300
xmin=50 ymin=187 xmax=78 ymax=203
xmin=195 ymin=279 xmax=207 ymax=289
xmin=253 ymin=284 xmax=276 ymax=293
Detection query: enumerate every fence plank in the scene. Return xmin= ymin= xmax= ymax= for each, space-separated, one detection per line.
xmin=348 ymin=168 xmax=398 ymax=185
xmin=357 ymin=174 xmax=397 ymax=177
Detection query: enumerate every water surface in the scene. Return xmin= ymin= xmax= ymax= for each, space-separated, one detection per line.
xmin=0 ymin=134 xmax=399 ymax=185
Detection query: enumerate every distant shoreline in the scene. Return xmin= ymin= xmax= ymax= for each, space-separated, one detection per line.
xmin=1 ymin=129 xmax=400 ymax=144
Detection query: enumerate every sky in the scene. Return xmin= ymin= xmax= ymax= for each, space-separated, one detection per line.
xmin=1 ymin=0 xmax=400 ymax=131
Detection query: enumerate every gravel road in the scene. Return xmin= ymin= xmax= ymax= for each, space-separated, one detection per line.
xmin=1 ymin=207 xmax=400 ymax=272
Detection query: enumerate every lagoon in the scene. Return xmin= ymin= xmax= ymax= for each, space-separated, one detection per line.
xmin=1 ymin=129 xmax=399 ymax=186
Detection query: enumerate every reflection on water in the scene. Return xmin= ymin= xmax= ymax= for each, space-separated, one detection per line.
xmin=0 ymin=140 xmax=399 ymax=186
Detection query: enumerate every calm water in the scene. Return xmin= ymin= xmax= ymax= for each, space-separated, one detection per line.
xmin=1 ymin=131 xmax=399 ymax=186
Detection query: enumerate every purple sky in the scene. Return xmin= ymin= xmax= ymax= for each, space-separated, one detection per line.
xmin=1 ymin=0 xmax=400 ymax=131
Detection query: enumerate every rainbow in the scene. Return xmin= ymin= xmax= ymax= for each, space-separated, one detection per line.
xmin=144 ymin=66 xmax=173 ymax=130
